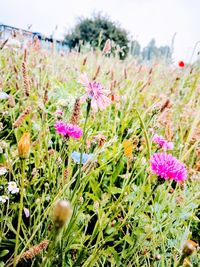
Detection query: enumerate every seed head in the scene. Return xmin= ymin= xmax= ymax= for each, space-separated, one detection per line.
xmin=70 ymin=98 xmax=81 ymax=125
xmin=53 ymin=200 xmax=72 ymax=229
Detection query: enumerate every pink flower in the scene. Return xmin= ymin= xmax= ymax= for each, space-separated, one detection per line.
xmin=150 ymin=152 xmax=187 ymax=182
xmin=152 ymin=134 xmax=174 ymax=150
xmin=79 ymin=74 xmax=111 ymax=112
xmin=54 ymin=121 xmax=83 ymax=139
xmin=55 ymin=121 xmax=67 ymax=135
xmin=65 ymin=123 xmax=83 ymax=139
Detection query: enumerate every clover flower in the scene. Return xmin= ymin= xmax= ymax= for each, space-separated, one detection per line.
xmin=79 ymin=74 xmax=111 ymax=112
xmin=8 ymin=181 xmax=19 ymax=194
xmin=152 ymin=134 xmax=174 ymax=150
xmin=71 ymin=151 xmax=93 ymax=165
xmin=150 ymin=152 xmax=187 ymax=182
xmin=54 ymin=121 xmax=83 ymax=139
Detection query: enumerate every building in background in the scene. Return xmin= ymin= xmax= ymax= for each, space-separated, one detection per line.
xmin=0 ymin=24 xmax=69 ymax=51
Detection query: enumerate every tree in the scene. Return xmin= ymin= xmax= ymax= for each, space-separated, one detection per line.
xmin=130 ymin=40 xmax=141 ymax=56
xmin=142 ymin=38 xmax=159 ymax=60
xmin=158 ymin=45 xmax=171 ymax=59
xmin=65 ymin=14 xmax=129 ymax=59
xmin=142 ymin=39 xmax=172 ymax=61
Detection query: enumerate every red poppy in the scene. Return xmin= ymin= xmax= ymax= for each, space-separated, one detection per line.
xmin=178 ymin=61 xmax=185 ymax=68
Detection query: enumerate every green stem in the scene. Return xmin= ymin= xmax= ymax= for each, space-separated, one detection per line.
xmin=41 ymin=229 xmax=59 ymax=267
xmin=71 ymin=99 xmax=91 ymax=203
xmin=60 ymin=100 xmax=91 ymax=262
xmin=13 ymin=159 xmax=26 ymax=267
xmin=132 ymin=182 xmax=158 ymax=218
xmin=134 ymin=108 xmax=151 ymax=159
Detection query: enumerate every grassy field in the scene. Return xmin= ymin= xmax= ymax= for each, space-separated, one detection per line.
xmin=0 ymin=43 xmax=199 ymax=267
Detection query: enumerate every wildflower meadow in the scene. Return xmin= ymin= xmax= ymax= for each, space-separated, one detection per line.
xmin=0 ymin=42 xmax=200 ymax=267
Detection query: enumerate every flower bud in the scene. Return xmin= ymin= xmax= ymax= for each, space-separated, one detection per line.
xmin=155 ymin=254 xmax=161 ymax=260
xmin=53 ymin=200 xmax=72 ymax=229
xmin=18 ymin=133 xmax=30 ymax=159
xmin=182 ymin=240 xmax=198 ymax=256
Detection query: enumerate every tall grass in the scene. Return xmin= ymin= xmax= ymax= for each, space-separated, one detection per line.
xmin=0 ymin=43 xmax=199 ymax=266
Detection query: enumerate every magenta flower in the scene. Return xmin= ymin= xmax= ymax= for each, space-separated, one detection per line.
xmin=55 ymin=121 xmax=83 ymax=139
xmin=55 ymin=121 xmax=67 ymax=135
xmin=150 ymin=153 xmax=187 ymax=182
xmin=79 ymin=74 xmax=111 ymax=112
xmin=152 ymin=134 xmax=174 ymax=150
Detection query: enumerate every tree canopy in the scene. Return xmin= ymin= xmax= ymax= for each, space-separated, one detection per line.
xmin=65 ymin=15 xmax=129 ymax=59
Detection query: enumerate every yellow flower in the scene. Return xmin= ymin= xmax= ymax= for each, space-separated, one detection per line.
xmin=18 ymin=133 xmax=30 ymax=159
xmin=123 ymin=140 xmax=133 ymax=158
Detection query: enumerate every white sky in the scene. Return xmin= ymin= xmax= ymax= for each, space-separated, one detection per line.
xmin=1 ymin=0 xmax=200 ymax=62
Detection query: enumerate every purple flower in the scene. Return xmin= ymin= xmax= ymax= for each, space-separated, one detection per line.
xmin=79 ymin=74 xmax=111 ymax=113
xmin=150 ymin=152 xmax=187 ymax=182
xmin=54 ymin=121 xmax=83 ymax=139
xmin=152 ymin=134 xmax=174 ymax=150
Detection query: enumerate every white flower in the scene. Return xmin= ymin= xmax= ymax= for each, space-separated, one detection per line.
xmin=0 ymin=91 xmax=9 ymax=100
xmin=8 ymin=181 xmax=19 ymax=194
xmin=0 ymin=167 xmax=7 ymax=176
xmin=24 ymin=207 xmax=30 ymax=218
xmin=0 ymin=195 xmax=9 ymax=203
xmin=0 ymin=141 xmax=8 ymax=149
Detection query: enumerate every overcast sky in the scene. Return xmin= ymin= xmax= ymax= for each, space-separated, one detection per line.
xmin=1 ymin=0 xmax=200 ymax=62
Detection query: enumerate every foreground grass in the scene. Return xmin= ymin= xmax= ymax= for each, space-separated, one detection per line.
xmin=0 ymin=45 xmax=199 ymax=266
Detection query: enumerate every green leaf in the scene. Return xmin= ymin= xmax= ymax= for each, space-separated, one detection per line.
xmin=110 ymin=186 xmax=122 ymax=194
xmin=0 ymin=249 xmax=9 ymax=257
xmin=124 ymin=235 xmax=134 ymax=245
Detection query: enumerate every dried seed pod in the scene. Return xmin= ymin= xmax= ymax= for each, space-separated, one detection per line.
xmin=160 ymin=99 xmax=172 ymax=113
xmin=13 ymin=106 xmax=31 ymax=128
xmin=82 ymin=57 xmax=87 ymax=66
xmin=124 ymin=68 xmax=127 ymax=79
xmin=8 ymin=95 xmax=15 ymax=107
xmin=18 ymin=240 xmax=49 ymax=262
xmin=93 ymin=65 xmax=101 ymax=80
xmin=22 ymin=61 xmax=30 ymax=96
xmin=70 ymin=98 xmax=81 ymax=125
xmin=24 ymin=48 xmax=27 ymax=63
xmin=43 ymin=82 xmax=49 ymax=104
